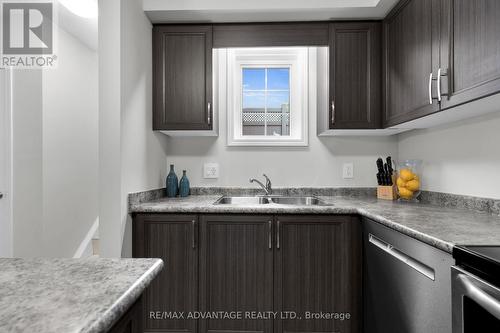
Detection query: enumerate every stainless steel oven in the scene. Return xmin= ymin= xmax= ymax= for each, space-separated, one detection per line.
xmin=452 ymin=265 xmax=500 ymax=332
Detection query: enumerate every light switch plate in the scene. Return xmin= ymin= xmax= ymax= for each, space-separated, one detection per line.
xmin=203 ymin=163 xmax=219 ymax=179
xmin=343 ymin=163 xmax=354 ymax=179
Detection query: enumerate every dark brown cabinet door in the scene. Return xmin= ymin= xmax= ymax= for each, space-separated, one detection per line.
xmin=439 ymin=0 xmax=500 ymax=110
xmin=199 ymin=215 xmax=274 ymax=333
xmin=133 ymin=214 xmax=198 ymax=333
xmin=274 ymin=215 xmax=362 ymax=333
xmin=329 ymin=22 xmax=382 ymax=129
xmin=153 ymin=25 xmax=212 ymax=131
xmin=383 ymin=0 xmax=440 ymax=127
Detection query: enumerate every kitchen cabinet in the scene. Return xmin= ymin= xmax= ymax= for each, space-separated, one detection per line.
xmin=329 ymin=22 xmax=382 ymax=130
xmin=384 ymin=0 xmax=500 ymax=127
xmin=153 ymin=25 xmax=213 ymax=132
xmin=213 ymin=23 xmax=329 ymax=48
xmin=133 ymin=214 xmax=361 ymax=333
xmin=133 ymin=214 xmax=199 ymax=333
xmin=383 ymin=0 xmax=440 ymax=127
xmin=199 ymin=215 xmax=274 ymax=333
xmin=362 ymin=218 xmax=453 ymax=333
xmin=439 ymin=0 xmax=500 ymax=110
xmin=275 ymin=215 xmax=362 ymax=333
xmin=108 ymin=298 xmax=142 ymax=333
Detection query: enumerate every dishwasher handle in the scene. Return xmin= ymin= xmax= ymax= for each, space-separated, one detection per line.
xmin=369 ymin=233 xmax=435 ymax=280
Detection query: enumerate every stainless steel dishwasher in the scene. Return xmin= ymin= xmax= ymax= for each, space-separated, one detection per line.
xmin=363 ymin=218 xmax=454 ymax=333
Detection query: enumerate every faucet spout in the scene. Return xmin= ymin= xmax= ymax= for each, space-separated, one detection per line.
xmin=249 ymin=175 xmax=273 ymax=195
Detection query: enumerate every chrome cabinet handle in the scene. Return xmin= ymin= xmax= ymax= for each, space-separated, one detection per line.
xmin=330 ymin=101 xmax=335 ymax=124
xmin=437 ymin=68 xmax=442 ymax=102
xmin=428 ymin=72 xmax=433 ymax=105
xmin=369 ymin=233 xmax=435 ymax=280
xmin=268 ymin=221 xmax=272 ymax=249
xmin=207 ymin=102 xmax=211 ymax=125
xmin=276 ymin=220 xmax=280 ymax=249
xmin=192 ymin=220 xmax=196 ymax=249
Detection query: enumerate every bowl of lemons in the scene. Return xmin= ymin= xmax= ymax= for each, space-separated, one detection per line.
xmin=396 ymin=160 xmax=422 ymax=201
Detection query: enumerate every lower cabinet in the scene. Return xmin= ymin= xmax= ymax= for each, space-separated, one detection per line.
xmin=133 ymin=214 xmax=199 ymax=333
xmin=362 ymin=217 xmax=453 ymax=333
xmin=133 ymin=214 xmax=362 ymax=333
xmin=199 ymin=215 xmax=274 ymax=333
xmin=274 ymin=215 xmax=362 ymax=333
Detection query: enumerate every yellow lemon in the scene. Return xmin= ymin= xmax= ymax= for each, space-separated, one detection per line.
xmin=396 ymin=177 xmax=407 ymax=188
xmin=399 ymin=168 xmax=415 ymax=182
xmin=406 ymin=179 xmax=420 ymax=191
xmin=398 ymin=187 xmax=414 ymax=199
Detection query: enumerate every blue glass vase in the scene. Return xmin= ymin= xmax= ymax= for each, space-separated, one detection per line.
xmin=179 ymin=170 xmax=190 ymax=197
xmin=166 ymin=164 xmax=178 ymax=197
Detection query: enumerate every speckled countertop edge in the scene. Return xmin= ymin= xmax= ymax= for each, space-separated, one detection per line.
xmin=85 ymin=258 xmax=164 ymax=333
xmin=355 ymin=207 xmax=455 ymax=253
xmin=129 ymin=193 xmax=500 ymax=254
xmin=0 ymin=258 xmax=164 ymax=333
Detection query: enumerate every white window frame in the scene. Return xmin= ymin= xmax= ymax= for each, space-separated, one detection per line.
xmin=226 ymin=47 xmax=309 ymax=146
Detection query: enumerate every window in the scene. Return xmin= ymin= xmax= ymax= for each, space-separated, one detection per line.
xmin=242 ymin=67 xmax=290 ymax=136
xmin=225 ymin=47 xmax=309 ymax=146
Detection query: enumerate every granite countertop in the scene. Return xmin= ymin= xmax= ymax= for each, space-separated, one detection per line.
xmin=0 ymin=258 xmax=163 ymax=333
xmin=130 ymin=194 xmax=500 ymax=253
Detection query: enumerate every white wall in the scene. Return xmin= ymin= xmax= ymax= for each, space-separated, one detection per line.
xmin=98 ymin=0 xmax=123 ymax=258
xmin=99 ymin=0 xmax=168 ymax=258
xmin=167 ymin=137 xmax=397 ymax=187
xmin=41 ymin=27 xmax=99 ymax=257
xmin=120 ymin=0 xmax=168 ymax=257
xmin=10 ymin=20 xmax=99 ymax=258
xmin=11 ymin=70 xmax=44 ymax=257
xmin=398 ymin=111 xmax=500 ymax=199
xmin=0 ymin=70 xmax=13 ymax=257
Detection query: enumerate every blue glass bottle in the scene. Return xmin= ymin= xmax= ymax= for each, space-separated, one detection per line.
xmin=179 ymin=170 xmax=190 ymax=197
xmin=166 ymin=164 xmax=178 ymax=197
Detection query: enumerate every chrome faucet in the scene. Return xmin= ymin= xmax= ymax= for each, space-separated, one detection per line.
xmin=249 ymin=174 xmax=273 ymax=195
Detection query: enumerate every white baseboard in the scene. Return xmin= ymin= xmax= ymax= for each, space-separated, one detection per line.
xmin=73 ymin=217 xmax=99 ymax=258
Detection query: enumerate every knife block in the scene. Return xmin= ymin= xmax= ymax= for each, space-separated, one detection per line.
xmin=377 ymin=176 xmax=397 ymax=200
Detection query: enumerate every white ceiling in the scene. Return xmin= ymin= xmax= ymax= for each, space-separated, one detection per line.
xmin=143 ymin=0 xmax=399 ymax=23
xmin=57 ymin=0 xmax=98 ymax=51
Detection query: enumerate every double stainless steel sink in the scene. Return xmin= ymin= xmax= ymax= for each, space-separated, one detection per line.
xmin=214 ymin=196 xmax=330 ymax=206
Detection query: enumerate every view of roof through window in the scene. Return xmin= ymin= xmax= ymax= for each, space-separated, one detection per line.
xmin=242 ymin=67 xmax=290 ymax=136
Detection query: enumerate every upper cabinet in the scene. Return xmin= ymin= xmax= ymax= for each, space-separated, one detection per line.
xmin=439 ymin=0 xmax=500 ymax=110
xmin=329 ymin=22 xmax=382 ymax=130
xmin=151 ymin=5 xmax=500 ymax=135
xmin=384 ymin=0 xmax=500 ymax=127
xmin=153 ymin=25 xmax=213 ymax=132
xmin=383 ymin=0 xmax=440 ymax=127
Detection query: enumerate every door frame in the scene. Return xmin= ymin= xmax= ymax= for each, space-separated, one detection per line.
xmin=0 ymin=68 xmax=13 ymax=257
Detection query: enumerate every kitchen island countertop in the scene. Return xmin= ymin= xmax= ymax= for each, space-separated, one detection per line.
xmin=0 ymin=257 xmax=163 ymax=333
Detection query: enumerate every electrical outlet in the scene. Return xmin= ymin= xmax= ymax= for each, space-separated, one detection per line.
xmin=203 ymin=163 xmax=219 ymax=179
xmin=343 ymin=163 xmax=354 ymax=179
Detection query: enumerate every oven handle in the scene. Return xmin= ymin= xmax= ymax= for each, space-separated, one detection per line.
xmin=457 ymin=272 xmax=500 ymax=320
